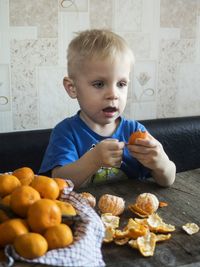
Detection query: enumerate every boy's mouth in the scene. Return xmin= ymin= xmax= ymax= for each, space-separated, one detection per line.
xmin=102 ymin=107 xmax=117 ymax=113
xmin=102 ymin=106 xmax=118 ymax=117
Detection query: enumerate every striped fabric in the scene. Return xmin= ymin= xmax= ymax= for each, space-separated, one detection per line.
xmin=3 ymin=189 xmax=105 ymax=267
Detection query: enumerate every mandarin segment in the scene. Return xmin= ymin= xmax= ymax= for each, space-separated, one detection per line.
xmin=128 ymin=203 xmax=150 ymax=218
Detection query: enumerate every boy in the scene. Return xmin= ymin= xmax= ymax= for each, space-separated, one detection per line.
xmin=39 ymin=29 xmax=176 ymax=189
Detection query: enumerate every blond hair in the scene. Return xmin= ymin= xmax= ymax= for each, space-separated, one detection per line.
xmin=67 ymin=29 xmax=134 ymax=78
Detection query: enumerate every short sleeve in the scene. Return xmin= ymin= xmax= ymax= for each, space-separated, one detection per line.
xmin=39 ymin=124 xmax=78 ymax=174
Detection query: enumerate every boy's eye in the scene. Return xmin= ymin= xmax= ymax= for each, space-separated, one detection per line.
xmin=117 ymin=81 xmax=128 ymax=88
xmin=92 ymin=81 xmax=104 ymax=88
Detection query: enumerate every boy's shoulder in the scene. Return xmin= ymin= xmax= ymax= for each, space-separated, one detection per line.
xmin=54 ymin=113 xmax=80 ymax=130
xmin=50 ymin=113 xmax=82 ymax=138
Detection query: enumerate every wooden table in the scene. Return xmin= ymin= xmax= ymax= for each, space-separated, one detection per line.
xmin=10 ymin=169 xmax=200 ymax=267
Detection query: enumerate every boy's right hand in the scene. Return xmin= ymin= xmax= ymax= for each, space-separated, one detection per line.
xmin=92 ymin=139 xmax=125 ymax=168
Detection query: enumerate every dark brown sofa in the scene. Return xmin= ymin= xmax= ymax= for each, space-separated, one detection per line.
xmin=0 ymin=116 xmax=200 ymax=174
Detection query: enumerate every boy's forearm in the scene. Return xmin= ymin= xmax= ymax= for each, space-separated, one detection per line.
xmin=52 ymin=149 xmax=100 ymax=189
xmin=151 ymin=160 xmax=176 ymax=187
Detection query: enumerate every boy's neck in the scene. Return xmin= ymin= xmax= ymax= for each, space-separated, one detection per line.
xmin=93 ymin=119 xmax=120 ymax=137
xmin=79 ymin=112 xmax=120 ymax=137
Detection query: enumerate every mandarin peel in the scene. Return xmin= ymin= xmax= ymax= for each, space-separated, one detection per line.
xmin=128 ymin=130 xmax=148 ymax=145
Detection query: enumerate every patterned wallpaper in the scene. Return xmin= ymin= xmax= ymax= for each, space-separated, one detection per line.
xmin=0 ymin=0 xmax=200 ymax=132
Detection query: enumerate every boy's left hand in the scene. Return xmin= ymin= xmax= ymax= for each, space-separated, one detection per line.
xmin=127 ymin=133 xmax=168 ymax=171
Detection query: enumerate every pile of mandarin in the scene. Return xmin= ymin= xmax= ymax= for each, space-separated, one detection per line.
xmin=0 ymin=167 xmax=76 ymax=259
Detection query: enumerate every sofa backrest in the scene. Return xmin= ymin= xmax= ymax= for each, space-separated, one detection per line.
xmin=0 ymin=116 xmax=200 ymax=174
xmin=142 ymin=116 xmax=200 ymax=173
xmin=0 ymin=129 xmax=52 ymax=173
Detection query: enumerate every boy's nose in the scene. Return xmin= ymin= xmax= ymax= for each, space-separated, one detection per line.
xmin=106 ymin=86 xmax=118 ymax=99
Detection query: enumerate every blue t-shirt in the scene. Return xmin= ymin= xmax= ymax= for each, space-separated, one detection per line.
xmin=39 ymin=112 xmax=150 ymax=183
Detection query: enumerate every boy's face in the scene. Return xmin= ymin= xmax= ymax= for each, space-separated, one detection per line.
xmin=67 ymin=55 xmax=131 ymax=131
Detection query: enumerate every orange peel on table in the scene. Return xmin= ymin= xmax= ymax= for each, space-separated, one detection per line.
xmin=182 ymin=223 xmax=199 ymax=235
xmin=101 ymin=213 xmax=120 ymax=229
xmin=103 ymin=227 xmax=116 ymax=243
xmin=156 ymin=233 xmax=171 ymax=242
xmin=99 ymin=192 xmax=175 ymax=257
xmin=101 ymin=213 xmax=174 ymax=256
xmin=129 ymin=232 xmax=157 ymax=257
xmin=115 ymin=222 xmax=148 ymax=240
xmin=129 ymin=232 xmax=172 ymax=257
xmin=114 ymin=237 xmax=130 ymax=246
xmin=125 ymin=218 xmax=149 ymax=239
xmin=147 ymin=213 xmax=175 ymax=233
xmin=159 ymin=201 xmax=168 ymax=208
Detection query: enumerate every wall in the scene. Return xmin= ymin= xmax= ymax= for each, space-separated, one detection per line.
xmin=0 ymin=0 xmax=200 ymax=132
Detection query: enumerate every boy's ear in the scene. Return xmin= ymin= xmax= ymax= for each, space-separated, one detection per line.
xmin=63 ymin=77 xmax=77 ymax=98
